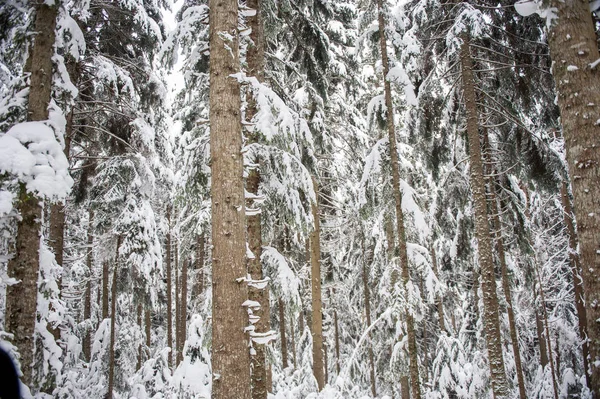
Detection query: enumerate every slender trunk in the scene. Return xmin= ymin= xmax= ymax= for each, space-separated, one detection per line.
xmin=334 ymin=309 xmax=340 ymax=376
xmin=5 ymin=1 xmax=58 ymax=387
xmin=560 ymin=181 xmax=590 ymax=386
xmin=376 ymin=1 xmax=420 ymax=395
xmin=178 ymin=259 xmax=188 ymax=364
xmin=431 ymin=249 xmax=446 ymax=332
xmin=400 ymin=376 xmax=410 ymax=399
xmin=460 ymin=35 xmax=508 ymax=397
xmin=291 ymin=316 xmax=297 ymax=369
xmin=536 ymin=309 xmax=549 ymax=367
xmin=533 ymin=261 xmax=559 ymax=399
xmin=246 ymin=0 xmax=270 ymax=396
xmin=483 ymin=135 xmax=526 ymax=399
xmin=194 ymin=233 xmax=205 ymax=298
xmin=546 ymin=2 xmax=600 ymax=393
xmin=107 ymin=238 xmax=120 ymax=399
xmin=137 ymin=302 xmax=143 ymax=370
xmin=279 ymin=298 xmax=288 ymax=369
xmin=102 ymin=261 xmax=109 ymax=319
xmin=209 ymin=0 xmax=251 ymax=395
xmin=145 ymin=306 xmax=151 ymax=358
xmin=83 ymin=210 xmax=94 ymax=361
xmin=310 ymin=176 xmax=325 ymax=391
xmin=175 ymin=243 xmax=180 ymax=366
xmin=166 ymin=208 xmax=172 ymax=369
xmin=362 ymin=258 xmax=376 ymax=397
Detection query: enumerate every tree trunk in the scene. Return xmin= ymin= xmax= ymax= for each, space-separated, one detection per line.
xmin=193 ymin=233 xmax=205 ymax=299
xmin=83 ymin=209 xmax=94 ymax=361
xmin=560 ymin=181 xmax=590 ymax=387
xmin=4 ymin=1 xmax=58 ymax=387
xmin=145 ymin=306 xmax=151 ymax=359
xmin=460 ymin=36 xmax=508 ymax=397
xmin=137 ymin=302 xmax=143 ymax=370
xmin=166 ymin=208 xmax=173 ymax=369
xmin=376 ymin=1 xmax=420 ymax=396
xmin=310 ymin=176 xmax=325 ymax=391
xmin=362 ymin=253 xmax=376 ymax=397
xmin=536 ymin=309 xmax=549 ymax=367
xmin=209 ymin=0 xmax=251 ymax=395
xmin=107 ymin=238 xmax=120 ymax=399
xmin=483 ymin=136 xmax=526 ymax=399
xmin=279 ymin=298 xmax=288 ymax=369
xmin=175 ymin=243 xmax=180 ymax=366
xmin=400 ymin=376 xmax=410 ymax=399
xmin=178 ymin=258 xmax=188 ymax=365
xmin=246 ymin=0 xmax=270 ymax=397
xmin=431 ymin=249 xmax=446 ymax=333
xmin=291 ymin=316 xmax=297 ymax=369
xmin=546 ymin=1 xmax=600 ymax=393
xmin=102 ymin=261 xmax=109 ymax=319
xmin=334 ymin=308 xmax=340 ymax=376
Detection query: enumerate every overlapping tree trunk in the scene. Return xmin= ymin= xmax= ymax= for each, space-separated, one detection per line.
xmin=459 ymin=36 xmax=508 ymax=397
xmin=375 ymin=1 xmax=420 ymax=396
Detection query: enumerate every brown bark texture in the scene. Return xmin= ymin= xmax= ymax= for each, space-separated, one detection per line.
xmin=376 ymin=1 xmax=420 ymax=396
xmin=279 ymin=298 xmax=288 ymax=369
xmin=460 ymin=36 xmax=508 ymax=397
xmin=362 ymin=253 xmax=376 ymax=397
xmin=246 ymin=0 xmax=270 ymax=396
xmin=209 ymin=0 xmax=251 ymax=396
xmin=5 ymin=1 xmax=58 ymax=388
xmin=310 ymin=177 xmax=325 ymax=391
xmin=175 ymin=244 xmax=180 ymax=366
xmin=102 ymin=261 xmax=109 ymax=319
xmin=536 ymin=309 xmax=549 ymax=367
xmin=546 ymin=1 xmax=600 ymax=393
xmin=177 ymin=259 xmax=188 ymax=365
xmin=83 ymin=210 xmax=94 ymax=361
xmin=166 ymin=208 xmax=172 ymax=368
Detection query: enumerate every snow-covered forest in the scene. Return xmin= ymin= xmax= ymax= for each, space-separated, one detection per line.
xmin=1 ymin=0 xmax=599 ymax=398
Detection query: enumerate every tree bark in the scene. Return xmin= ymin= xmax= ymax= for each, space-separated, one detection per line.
xmin=209 ymin=0 xmax=251 ymax=395
xmin=166 ymin=207 xmax=173 ymax=369
xmin=536 ymin=308 xmax=549 ymax=367
xmin=107 ymin=238 xmax=120 ymax=399
xmin=546 ymin=1 xmax=600 ymax=393
xmin=362 ymin=249 xmax=376 ymax=397
xmin=310 ymin=176 xmax=325 ymax=391
xmin=178 ymin=259 xmax=188 ymax=365
xmin=102 ymin=261 xmax=109 ymax=319
xmin=4 ymin=1 xmax=58 ymax=387
xmin=560 ymin=181 xmax=590 ymax=387
xmin=175 ymin=242 xmax=180 ymax=366
xmin=460 ymin=36 xmax=508 ymax=397
xmin=334 ymin=308 xmax=340 ymax=376
xmin=279 ymin=298 xmax=288 ymax=369
xmin=483 ymin=135 xmax=526 ymax=399
xmin=83 ymin=209 xmax=94 ymax=361
xmin=246 ymin=0 xmax=270 ymax=396
xmin=376 ymin=1 xmax=420 ymax=396
xmin=137 ymin=302 xmax=143 ymax=370
xmin=145 ymin=306 xmax=151 ymax=359
xmin=291 ymin=315 xmax=297 ymax=369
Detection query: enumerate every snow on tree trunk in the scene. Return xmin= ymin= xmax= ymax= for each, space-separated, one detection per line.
xmin=166 ymin=206 xmax=173 ymax=369
xmin=4 ymin=0 xmax=58 ymax=388
xmin=83 ymin=209 xmax=94 ymax=361
xmin=545 ymin=1 xmax=600 ymax=393
xmin=459 ymin=35 xmax=508 ymax=397
xmin=376 ymin=0 xmax=421 ymax=396
xmin=208 ymin=0 xmax=251 ymax=396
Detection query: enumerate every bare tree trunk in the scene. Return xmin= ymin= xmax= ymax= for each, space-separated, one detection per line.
xmin=166 ymin=208 xmax=173 ymax=369
xmin=536 ymin=309 xmax=549 ymax=367
xmin=362 ymin=256 xmax=376 ymax=397
xmin=193 ymin=233 xmax=205 ymax=298
xmin=460 ymin=35 xmax=508 ymax=397
xmin=546 ymin=1 xmax=600 ymax=393
xmin=83 ymin=210 xmax=94 ymax=361
xmin=483 ymin=134 xmax=526 ymax=399
xmin=291 ymin=316 xmax=297 ymax=369
xmin=334 ymin=309 xmax=340 ymax=375
xmin=431 ymin=249 xmax=446 ymax=332
xmin=178 ymin=258 xmax=188 ymax=365
xmin=310 ymin=176 xmax=325 ymax=391
xmin=560 ymin=181 xmax=590 ymax=387
xmin=102 ymin=261 xmax=109 ymax=319
xmin=145 ymin=306 xmax=151 ymax=359
xmin=175 ymin=243 xmax=180 ymax=366
xmin=246 ymin=1 xmax=270 ymax=396
xmin=400 ymin=376 xmax=410 ymax=399
xmin=137 ymin=302 xmax=143 ymax=370
xmin=5 ymin=1 xmax=58 ymax=387
xmin=209 ymin=0 xmax=251 ymax=395
xmin=107 ymin=238 xmax=120 ymax=399
xmin=279 ymin=298 xmax=288 ymax=369
xmin=376 ymin=1 xmax=420 ymax=395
